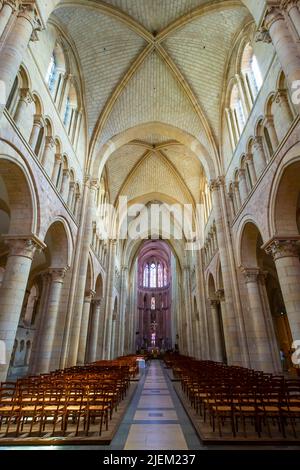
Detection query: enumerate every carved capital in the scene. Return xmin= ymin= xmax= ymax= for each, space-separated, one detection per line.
xmin=263 ymin=6 xmax=285 ymax=30
xmin=3 ymin=0 xmax=19 ymax=12
xmin=245 ymin=152 xmax=254 ymax=163
xmin=264 ymin=237 xmax=300 ymax=260
xmin=274 ymin=89 xmax=289 ymax=104
xmin=255 ymin=28 xmax=272 ymax=44
xmin=253 ymin=135 xmax=264 ymax=150
xmin=281 ymin=0 xmax=299 ymax=12
xmin=45 ymin=136 xmax=55 ymax=148
xmin=241 ymin=267 xmax=261 ymax=283
xmin=209 ymin=298 xmax=218 ymax=308
xmin=18 ymin=2 xmax=43 ymax=40
xmin=33 ymin=114 xmax=44 ymax=127
xmin=84 ymin=289 xmax=96 ymax=302
xmin=19 ymin=87 xmax=33 ymax=104
xmin=93 ymin=298 xmax=102 ymax=308
xmin=238 ymin=168 xmax=246 ymax=179
xmin=49 ymin=267 xmax=68 ymax=283
xmin=215 ymin=288 xmax=225 ymax=301
xmin=4 ymin=234 xmax=45 ymax=259
xmin=209 ymin=179 xmax=219 ymax=192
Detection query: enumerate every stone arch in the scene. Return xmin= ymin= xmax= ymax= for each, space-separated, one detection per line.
xmin=43 ymin=219 xmax=71 ymax=269
xmin=85 ymin=254 xmax=94 ymax=293
xmin=271 ymin=157 xmax=300 ymax=237
xmin=239 ymin=220 xmax=263 ymax=268
xmin=207 ymin=271 xmax=217 ymax=299
xmin=0 ymin=155 xmax=36 ymax=235
xmin=94 ymin=272 xmax=104 ymax=299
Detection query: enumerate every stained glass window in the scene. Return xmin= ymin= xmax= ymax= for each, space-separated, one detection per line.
xmin=150 ymin=262 xmax=156 ymax=288
xmin=157 ymin=263 xmax=163 ymax=287
xmin=143 ymin=263 xmax=149 ymax=287
xmin=46 ymin=54 xmax=57 ymax=92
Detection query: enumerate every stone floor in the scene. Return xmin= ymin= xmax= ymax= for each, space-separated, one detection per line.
xmin=1 ymin=360 xmax=300 ymax=450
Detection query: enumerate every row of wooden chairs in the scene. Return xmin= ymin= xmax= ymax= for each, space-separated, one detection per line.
xmin=165 ymin=354 xmax=300 ymax=439
xmin=0 ymin=356 xmax=139 ymax=438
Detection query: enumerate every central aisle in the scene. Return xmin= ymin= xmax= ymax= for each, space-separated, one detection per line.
xmin=110 ymin=359 xmax=203 ymax=450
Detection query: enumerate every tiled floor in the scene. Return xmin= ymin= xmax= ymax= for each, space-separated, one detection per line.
xmin=124 ymin=361 xmax=191 ymax=450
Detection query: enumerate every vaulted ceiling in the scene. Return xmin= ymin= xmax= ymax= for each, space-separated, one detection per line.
xmin=51 ymin=0 xmax=254 ymax=205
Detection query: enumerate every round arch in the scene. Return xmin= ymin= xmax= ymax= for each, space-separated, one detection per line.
xmin=43 ymin=219 xmax=71 ymax=269
xmin=0 ymin=152 xmax=38 ymax=235
xmin=269 ymin=150 xmax=300 ymax=237
xmin=42 ymin=216 xmax=73 ymax=266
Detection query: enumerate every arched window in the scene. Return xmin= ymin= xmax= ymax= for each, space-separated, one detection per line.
xmin=45 ymin=42 xmax=66 ymax=102
xmin=63 ymin=96 xmax=71 ymax=126
xmin=163 ymin=267 xmax=168 ymax=286
xmin=150 ymin=262 xmax=156 ymax=288
xmin=143 ymin=263 xmax=149 ymax=287
xmin=46 ymin=53 xmax=57 ymax=92
xmin=230 ymin=84 xmax=246 ymax=135
xmin=241 ymin=43 xmax=262 ymax=103
xmin=157 ymin=262 xmax=163 ymax=287
xmin=151 ymin=296 xmax=155 ymax=310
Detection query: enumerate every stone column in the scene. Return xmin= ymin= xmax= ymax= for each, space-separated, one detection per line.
xmin=51 ymin=153 xmax=62 ymax=185
xmin=67 ymin=181 xmax=75 ymax=207
xmin=29 ymin=271 xmax=51 ymax=374
xmin=67 ymin=179 xmax=98 ymax=365
xmin=263 ymin=115 xmax=279 ymax=151
xmin=209 ymin=299 xmax=223 ymax=362
xmin=60 ymin=169 xmax=70 ymax=200
xmin=241 ymin=267 xmax=276 ymax=372
xmin=183 ymin=265 xmax=193 ymax=356
xmin=274 ymin=89 xmax=294 ymax=135
xmin=118 ymin=266 xmax=128 ymax=356
xmin=245 ymin=153 xmax=257 ymax=186
xmin=0 ymin=1 xmax=17 ymax=39
xmin=59 ymin=73 xmax=71 ymax=114
xmin=210 ymin=180 xmax=244 ymax=365
xmin=235 ymin=73 xmax=251 ymax=115
xmin=0 ymin=3 xmax=42 ymax=117
xmin=35 ymin=268 xmax=67 ymax=374
xmin=41 ymin=136 xmax=55 ymax=171
xmin=282 ymin=0 xmax=300 ymax=38
xmin=228 ymin=190 xmax=236 ymax=219
xmin=225 ymin=107 xmax=237 ymax=150
xmin=73 ymin=192 xmax=81 ymax=219
xmin=234 ymin=181 xmax=242 ymax=210
xmin=216 ymin=288 xmax=227 ymax=362
xmin=102 ymin=240 xmax=117 ymax=359
xmin=29 ymin=114 xmax=44 ymax=151
xmin=265 ymin=238 xmax=300 ymax=341
xmin=13 ymin=87 xmax=33 ymax=125
xmin=238 ymin=169 xmax=249 ymax=204
xmin=88 ymin=299 xmax=102 ymax=362
xmin=77 ymin=289 xmax=95 ymax=365
xmin=257 ymin=6 xmax=300 ymax=112
xmin=253 ymin=136 xmax=267 ymax=176
xmin=0 ymin=235 xmax=44 ymax=382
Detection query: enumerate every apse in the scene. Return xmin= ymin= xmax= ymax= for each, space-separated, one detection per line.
xmin=136 ymin=240 xmax=174 ymax=353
